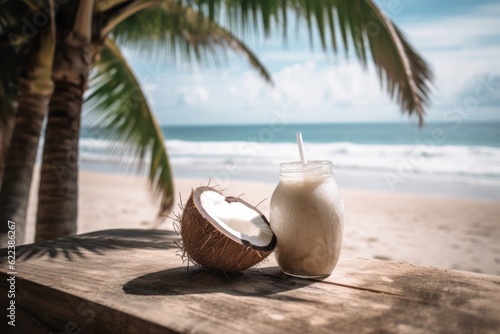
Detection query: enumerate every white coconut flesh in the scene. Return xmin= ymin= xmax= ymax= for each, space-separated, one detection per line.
xmin=200 ymin=190 xmax=274 ymax=248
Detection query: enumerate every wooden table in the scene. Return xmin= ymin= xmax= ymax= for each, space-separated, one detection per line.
xmin=1 ymin=229 xmax=499 ymax=333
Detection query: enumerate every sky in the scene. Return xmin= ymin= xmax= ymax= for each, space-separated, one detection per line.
xmin=124 ymin=0 xmax=500 ymax=126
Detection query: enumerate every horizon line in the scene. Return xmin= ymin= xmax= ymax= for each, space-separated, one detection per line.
xmin=159 ymin=120 xmax=500 ymax=127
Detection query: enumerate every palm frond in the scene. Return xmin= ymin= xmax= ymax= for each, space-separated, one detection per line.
xmin=0 ymin=0 xmax=40 ymax=27
xmin=360 ymin=1 xmax=432 ymax=126
xmin=189 ymin=0 xmax=433 ymax=124
xmin=107 ymin=1 xmax=272 ymax=84
xmin=85 ymin=37 xmax=174 ymax=215
xmin=0 ymin=0 xmax=42 ymax=48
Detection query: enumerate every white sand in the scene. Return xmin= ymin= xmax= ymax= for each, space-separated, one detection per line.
xmin=25 ymin=170 xmax=500 ymax=276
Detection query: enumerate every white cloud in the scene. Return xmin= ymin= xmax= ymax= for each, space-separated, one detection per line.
xmin=399 ymin=4 xmax=500 ymax=120
xmin=405 ymin=17 xmax=500 ymax=50
xmin=176 ymin=86 xmax=209 ymax=106
xmin=260 ymin=51 xmax=329 ymax=63
xmin=164 ymin=57 xmax=402 ymax=124
xmin=228 ymin=59 xmax=395 ymax=116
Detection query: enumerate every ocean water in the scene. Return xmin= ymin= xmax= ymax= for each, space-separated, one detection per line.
xmin=80 ymin=122 xmax=500 ymax=200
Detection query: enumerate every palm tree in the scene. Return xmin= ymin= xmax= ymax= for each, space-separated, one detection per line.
xmin=0 ymin=0 xmax=273 ymax=244
xmin=0 ymin=1 xmax=56 ymax=245
xmin=35 ymin=0 xmax=95 ymax=239
xmin=0 ymin=0 xmax=432 ymax=245
xmin=36 ymin=1 xmax=275 ymax=241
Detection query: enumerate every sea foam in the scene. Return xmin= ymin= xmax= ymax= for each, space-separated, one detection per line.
xmin=78 ymin=139 xmax=500 ymax=181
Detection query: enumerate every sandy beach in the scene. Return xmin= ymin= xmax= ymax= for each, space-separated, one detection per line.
xmin=24 ymin=170 xmax=500 ymax=276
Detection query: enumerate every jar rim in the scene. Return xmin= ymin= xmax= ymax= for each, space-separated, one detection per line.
xmin=279 ymin=160 xmax=333 ymax=175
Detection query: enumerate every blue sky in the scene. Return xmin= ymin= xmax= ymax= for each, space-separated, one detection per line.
xmin=124 ymin=0 xmax=500 ymax=126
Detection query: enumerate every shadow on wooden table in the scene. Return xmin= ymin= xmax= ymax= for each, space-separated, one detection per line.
xmin=2 ymin=229 xmax=499 ymax=333
xmin=0 ymin=229 xmax=179 ymax=262
xmin=123 ymin=266 xmax=315 ymax=301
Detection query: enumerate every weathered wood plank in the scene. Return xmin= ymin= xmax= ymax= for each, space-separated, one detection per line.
xmin=1 ymin=229 xmax=499 ymax=333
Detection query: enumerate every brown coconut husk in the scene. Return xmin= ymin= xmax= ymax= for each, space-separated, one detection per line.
xmin=177 ymin=186 xmax=276 ymax=273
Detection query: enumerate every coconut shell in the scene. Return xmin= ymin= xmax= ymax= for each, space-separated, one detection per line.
xmin=180 ymin=187 xmax=276 ymax=273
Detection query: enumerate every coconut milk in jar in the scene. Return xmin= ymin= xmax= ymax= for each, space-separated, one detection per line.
xmin=270 ymin=161 xmax=345 ymax=278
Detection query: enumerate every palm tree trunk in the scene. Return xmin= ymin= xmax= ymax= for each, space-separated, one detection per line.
xmin=0 ymin=30 xmax=55 ymax=247
xmin=0 ymin=92 xmax=50 ymax=246
xmin=35 ymin=0 xmax=94 ymax=242
xmin=0 ymin=115 xmax=15 ymax=185
xmin=35 ymin=33 xmax=91 ymax=241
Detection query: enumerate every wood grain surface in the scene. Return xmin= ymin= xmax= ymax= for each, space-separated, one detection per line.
xmin=1 ymin=229 xmax=499 ymax=333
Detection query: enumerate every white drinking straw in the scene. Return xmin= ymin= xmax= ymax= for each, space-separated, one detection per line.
xmin=296 ymin=132 xmax=307 ymax=165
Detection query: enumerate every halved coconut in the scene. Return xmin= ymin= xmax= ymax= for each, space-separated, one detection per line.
xmin=180 ymin=186 xmax=276 ymax=272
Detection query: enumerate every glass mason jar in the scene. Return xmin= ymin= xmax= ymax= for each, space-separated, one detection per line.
xmin=270 ymin=161 xmax=345 ymax=278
